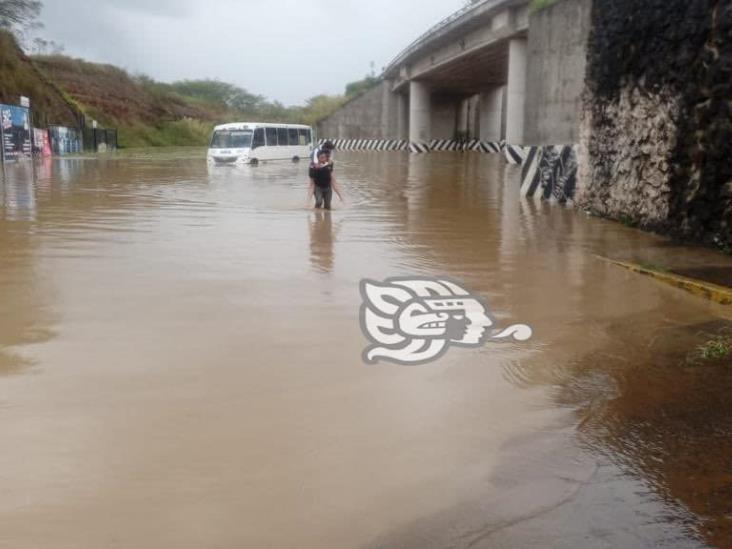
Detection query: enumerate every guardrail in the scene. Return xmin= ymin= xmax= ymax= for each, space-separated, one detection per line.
xmin=383 ymin=0 xmax=513 ymax=75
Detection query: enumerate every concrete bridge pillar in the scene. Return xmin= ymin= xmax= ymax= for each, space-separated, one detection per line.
xmin=397 ymin=92 xmax=409 ymax=140
xmin=506 ymin=37 xmax=527 ymax=144
xmin=479 ymin=86 xmax=505 ymax=141
xmin=409 ymin=81 xmax=431 ymax=143
xmin=457 ymin=95 xmax=480 ymax=140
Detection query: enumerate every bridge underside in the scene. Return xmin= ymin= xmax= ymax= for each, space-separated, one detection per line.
xmin=319 ymin=0 xmax=588 ymax=147
xmin=416 ymin=42 xmax=509 ymax=95
xmin=395 ymin=33 xmax=527 ymax=144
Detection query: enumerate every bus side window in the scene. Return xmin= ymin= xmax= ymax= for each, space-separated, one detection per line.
xmin=277 ymin=127 xmax=289 ymax=146
xmin=265 ymin=127 xmax=278 ymax=146
xmin=252 ymin=128 xmax=265 ymax=149
xmin=288 ymin=128 xmax=299 ymax=146
xmin=277 ymin=128 xmax=289 ymax=147
xmin=298 ymin=128 xmax=310 ymax=146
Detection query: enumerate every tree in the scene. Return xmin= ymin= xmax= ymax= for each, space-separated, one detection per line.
xmin=169 ymin=79 xmax=266 ymax=113
xmin=0 ymin=0 xmax=43 ymax=35
xmin=299 ymin=94 xmax=347 ymax=125
xmin=31 ymin=36 xmax=63 ymax=55
xmin=345 ymin=76 xmax=380 ymax=98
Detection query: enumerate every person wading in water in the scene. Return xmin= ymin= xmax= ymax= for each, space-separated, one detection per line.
xmin=310 ymin=140 xmax=334 ymax=166
xmin=308 ymin=150 xmax=343 ymax=210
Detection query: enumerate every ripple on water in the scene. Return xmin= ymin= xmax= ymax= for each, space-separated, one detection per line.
xmin=1 ymin=150 xmax=731 ymax=547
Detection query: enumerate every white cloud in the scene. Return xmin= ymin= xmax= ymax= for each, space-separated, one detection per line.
xmin=38 ymin=0 xmax=466 ymax=104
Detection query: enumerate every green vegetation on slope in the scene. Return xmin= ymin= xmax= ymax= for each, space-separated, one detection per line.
xmin=32 ymin=54 xmax=212 ymax=147
xmin=530 ymin=0 xmax=561 ymax=11
xmin=0 ymin=31 xmax=79 ymax=127
xmin=29 ymin=53 xmax=380 ymax=147
xmin=0 ymin=19 xmax=381 ymax=149
xmin=0 ymin=0 xmax=374 ymax=148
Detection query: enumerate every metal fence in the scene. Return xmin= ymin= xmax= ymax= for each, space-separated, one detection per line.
xmin=83 ymin=127 xmax=118 ymax=152
xmin=0 ymin=99 xmax=120 ymax=164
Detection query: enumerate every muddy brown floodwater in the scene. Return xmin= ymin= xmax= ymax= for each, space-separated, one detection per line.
xmin=1 ymin=150 xmax=732 ymax=548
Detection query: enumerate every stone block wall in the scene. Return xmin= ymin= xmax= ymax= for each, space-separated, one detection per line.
xmin=578 ymin=0 xmax=732 ymax=248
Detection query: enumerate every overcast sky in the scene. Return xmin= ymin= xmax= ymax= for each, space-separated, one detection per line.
xmin=38 ymin=0 xmax=467 ymax=106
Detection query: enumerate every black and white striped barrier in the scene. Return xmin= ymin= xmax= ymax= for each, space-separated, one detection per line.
xmin=520 ymin=145 xmax=578 ymax=203
xmin=504 ymin=144 xmax=531 ymax=165
xmin=424 ymin=139 xmax=506 ymax=153
xmin=428 ymin=139 xmax=506 ymax=152
xmin=409 ymin=142 xmax=432 ymax=154
xmin=318 ymin=139 xmax=505 ymax=155
xmin=323 ymin=139 xmax=409 ymax=151
xmin=317 ymin=138 xmax=577 ymax=202
xmin=429 ymin=139 xmax=463 ymax=151
xmin=470 ymin=140 xmax=505 ymax=154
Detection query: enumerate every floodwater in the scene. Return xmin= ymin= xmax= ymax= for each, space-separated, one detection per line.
xmin=1 ymin=150 xmax=732 ymax=548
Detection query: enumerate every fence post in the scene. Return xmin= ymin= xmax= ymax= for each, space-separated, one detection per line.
xmin=0 ymin=108 xmax=6 ymax=166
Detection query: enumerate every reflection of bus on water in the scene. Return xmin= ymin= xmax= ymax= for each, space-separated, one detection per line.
xmin=207 ymin=122 xmax=313 ymax=165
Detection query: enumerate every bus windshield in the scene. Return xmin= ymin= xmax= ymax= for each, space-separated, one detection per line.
xmin=210 ymin=130 xmax=253 ymax=149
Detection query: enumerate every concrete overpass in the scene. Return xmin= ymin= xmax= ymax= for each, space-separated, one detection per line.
xmin=318 ymin=0 xmax=590 ymax=148
xmin=384 ymin=0 xmax=529 ymax=144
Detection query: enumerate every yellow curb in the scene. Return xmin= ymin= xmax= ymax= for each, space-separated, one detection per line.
xmin=598 ymin=257 xmax=732 ymax=306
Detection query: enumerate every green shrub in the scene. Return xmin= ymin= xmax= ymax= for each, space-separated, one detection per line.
xmin=531 ymin=0 xmax=560 ymax=11
xmin=118 ymin=118 xmax=213 ymax=148
xmin=697 ymin=337 xmax=731 ymax=361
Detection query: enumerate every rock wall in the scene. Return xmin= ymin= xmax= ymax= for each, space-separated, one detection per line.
xmin=578 ymin=0 xmax=732 ymax=248
xmin=524 ymin=0 xmax=592 ymax=145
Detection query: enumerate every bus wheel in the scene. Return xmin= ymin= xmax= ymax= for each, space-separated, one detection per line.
xmin=292 ymin=156 xmax=300 ymax=163
xmin=249 ymin=158 xmax=259 ymax=166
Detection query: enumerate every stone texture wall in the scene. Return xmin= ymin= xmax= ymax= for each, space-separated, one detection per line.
xmin=317 ymin=81 xmax=401 ymax=140
xmin=524 ymin=0 xmax=592 ymax=145
xmin=577 ymin=0 xmax=732 ymax=248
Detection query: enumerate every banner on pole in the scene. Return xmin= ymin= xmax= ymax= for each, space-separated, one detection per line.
xmin=48 ymin=126 xmax=83 ymax=155
xmin=33 ymin=128 xmax=52 ymax=157
xmin=1 ymin=104 xmax=32 ymax=161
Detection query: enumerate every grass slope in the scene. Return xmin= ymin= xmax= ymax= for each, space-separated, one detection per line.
xmin=0 ymin=31 xmax=80 ymax=127
xmin=33 ymin=55 xmax=215 ymax=147
xmin=2 ymin=36 xmax=363 ymax=148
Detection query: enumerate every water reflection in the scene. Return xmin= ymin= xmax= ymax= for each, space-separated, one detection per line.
xmin=0 ymin=162 xmax=56 ymax=375
xmin=308 ymin=209 xmax=339 ymax=274
xmin=1 ymin=162 xmax=37 ymax=221
xmin=1 ymin=149 xmax=731 ymax=548
xmin=556 ymin=316 xmax=732 ymax=547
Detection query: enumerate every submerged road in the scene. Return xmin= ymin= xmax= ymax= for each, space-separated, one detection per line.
xmin=1 ymin=150 xmax=731 ymax=548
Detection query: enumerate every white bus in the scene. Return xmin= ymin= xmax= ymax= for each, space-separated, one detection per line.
xmin=207 ymin=122 xmax=313 ymax=165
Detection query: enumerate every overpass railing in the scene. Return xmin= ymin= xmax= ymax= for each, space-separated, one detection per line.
xmin=383 ymin=0 xmax=515 ymax=75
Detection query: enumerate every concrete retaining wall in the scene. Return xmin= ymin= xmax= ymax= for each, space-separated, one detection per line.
xmin=577 ymin=0 xmax=732 ymax=248
xmin=431 ymin=94 xmax=459 ymax=140
xmin=316 ymin=81 xmax=402 ymax=140
xmin=524 ymin=0 xmax=591 ymax=145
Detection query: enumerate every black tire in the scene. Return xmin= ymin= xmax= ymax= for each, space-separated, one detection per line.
xmin=292 ymin=156 xmax=300 ymax=163
xmin=249 ymin=158 xmax=259 ymax=166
